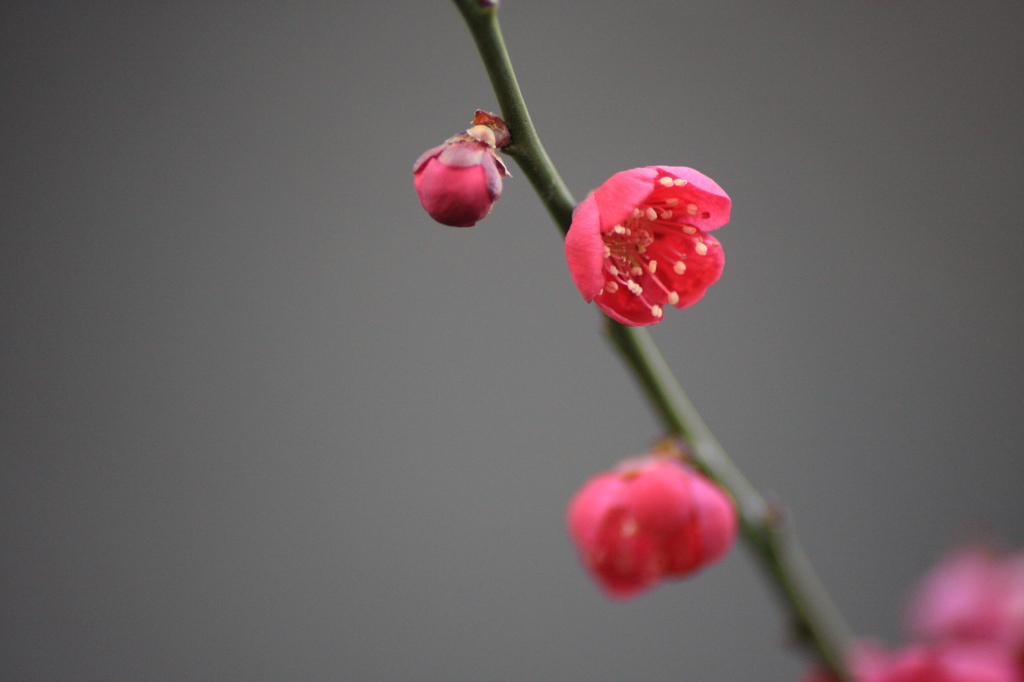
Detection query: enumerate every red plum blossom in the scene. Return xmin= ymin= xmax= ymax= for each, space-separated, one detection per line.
xmin=567 ymin=454 xmax=737 ymax=599
xmin=564 ymin=166 xmax=730 ymax=325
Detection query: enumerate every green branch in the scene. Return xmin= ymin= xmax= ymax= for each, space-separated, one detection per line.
xmin=450 ymin=1 xmax=854 ymax=679
xmin=605 ymin=322 xmax=853 ymax=679
xmin=452 ymin=0 xmax=575 ymax=233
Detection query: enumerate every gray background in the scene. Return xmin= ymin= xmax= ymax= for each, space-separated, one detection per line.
xmin=2 ymin=1 xmax=1022 ymax=680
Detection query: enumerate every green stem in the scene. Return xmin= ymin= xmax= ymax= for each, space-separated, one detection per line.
xmin=452 ymin=0 xmax=576 ymax=233
xmin=606 ymin=323 xmax=854 ymax=679
xmin=450 ymin=1 xmax=853 ymax=679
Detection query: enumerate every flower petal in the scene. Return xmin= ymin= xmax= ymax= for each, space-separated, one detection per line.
xmin=481 ymin=153 xmax=504 ymax=201
xmin=645 ymin=229 xmax=725 ymax=309
xmin=564 ymin=195 xmax=606 ymax=301
xmin=623 ymin=459 xmax=693 ymax=534
xmin=908 ymin=546 xmax=1010 ymax=644
xmin=593 ymin=167 xmax=658 ymax=232
xmin=414 ymin=160 xmax=493 ymax=227
xmin=567 ymin=473 xmax=624 ymax=552
xmin=687 ymin=473 xmax=738 ymax=567
xmin=594 ymin=289 xmax=661 ymax=326
xmin=590 ymin=505 xmax=663 ymax=598
xmin=412 ymin=142 xmax=447 ymax=173
xmin=438 ymin=142 xmax=486 ymax=167
xmin=651 ymin=166 xmax=732 ymax=232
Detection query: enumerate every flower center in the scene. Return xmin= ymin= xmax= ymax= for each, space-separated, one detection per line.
xmin=599 ymin=198 xmax=699 ymax=318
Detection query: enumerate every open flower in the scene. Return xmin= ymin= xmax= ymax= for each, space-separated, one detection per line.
xmin=567 ymin=454 xmax=737 ymax=599
xmin=564 ymin=166 xmax=730 ymax=325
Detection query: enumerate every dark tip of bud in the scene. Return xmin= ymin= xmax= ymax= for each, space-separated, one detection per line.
xmin=472 ymin=110 xmax=511 ymax=148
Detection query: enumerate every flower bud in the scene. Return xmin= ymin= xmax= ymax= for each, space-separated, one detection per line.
xmin=566 ymin=454 xmax=738 ymax=599
xmin=413 ymin=111 xmax=510 ymax=227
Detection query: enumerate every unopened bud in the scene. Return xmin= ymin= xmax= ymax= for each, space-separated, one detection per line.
xmin=412 ymin=111 xmax=510 ymax=227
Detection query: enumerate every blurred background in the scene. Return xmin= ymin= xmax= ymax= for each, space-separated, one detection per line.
xmin=2 ymin=2 xmax=1022 ymax=680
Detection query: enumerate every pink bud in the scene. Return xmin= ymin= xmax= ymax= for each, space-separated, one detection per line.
xmin=413 ymin=112 xmax=510 ymax=227
xmin=566 ymin=454 xmax=738 ymax=599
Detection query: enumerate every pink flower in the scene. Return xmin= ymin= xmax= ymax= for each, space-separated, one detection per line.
xmin=802 ymin=544 xmax=1024 ymax=682
xmin=855 ymin=642 xmax=1021 ymax=682
xmin=907 ymin=545 xmax=1024 ymax=681
xmin=413 ymin=111 xmax=510 ymax=227
xmin=566 ymin=454 xmax=737 ymax=599
xmin=802 ymin=642 xmax=1022 ymax=682
xmin=564 ymin=166 xmax=730 ymax=326
xmin=908 ymin=547 xmax=1018 ymax=645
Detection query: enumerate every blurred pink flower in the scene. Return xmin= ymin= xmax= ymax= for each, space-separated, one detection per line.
xmin=564 ymin=166 xmax=730 ymax=325
xmin=566 ymin=454 xmax=737 ymax=599
xmin=802 ymin=642 xmax=1021 ymax=682
xmin=909 ymin=546 xmax=1024 ymax=650
xmin=802 ymin=543 xmax=1024 ymax=682
xmin=856 ymin=642 xmax=1020 ymax=682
